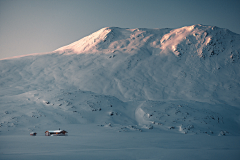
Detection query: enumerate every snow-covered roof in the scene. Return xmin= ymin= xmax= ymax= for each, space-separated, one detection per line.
xmin=47 ymin=130 xmax=63 ymax=133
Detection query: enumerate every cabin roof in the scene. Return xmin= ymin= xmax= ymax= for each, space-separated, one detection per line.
xmin=46 ymin=130 xmax=68 ymax=133
xmin=30 ymin=132 xmax=36 ymax=134
xmin=48 ymin=130 xmax=62 ymax=133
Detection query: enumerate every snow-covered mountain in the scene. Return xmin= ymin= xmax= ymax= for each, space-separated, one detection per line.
xmin=0 ymin=24 xmax=240 ymax=137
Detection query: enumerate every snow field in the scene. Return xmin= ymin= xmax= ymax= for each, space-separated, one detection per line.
xmin=0 ymin=89 xmax=239 ymax=136
xmin=1 ymin=126 xmax=240 ymax=160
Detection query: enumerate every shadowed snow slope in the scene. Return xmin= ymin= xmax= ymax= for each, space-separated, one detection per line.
xmin=0 ymin=24 xmax=240 ymax=136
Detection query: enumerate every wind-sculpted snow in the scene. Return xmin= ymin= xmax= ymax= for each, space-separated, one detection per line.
xmin=0 ymin=24 xmax=240 ymax=137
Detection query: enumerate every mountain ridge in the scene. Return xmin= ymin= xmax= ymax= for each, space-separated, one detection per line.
xmin=55 ymin=24 xmax=239 ymax=57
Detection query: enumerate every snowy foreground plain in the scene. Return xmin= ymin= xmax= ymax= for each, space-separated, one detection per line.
xmin=1 ymin=124 xmax=240 ymax=160
xmin=0 ymin=24 xmax=240 ymax=159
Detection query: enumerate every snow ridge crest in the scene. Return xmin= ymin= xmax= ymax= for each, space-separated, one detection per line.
xmin=55 ymin=24 xmax=238 ymax=58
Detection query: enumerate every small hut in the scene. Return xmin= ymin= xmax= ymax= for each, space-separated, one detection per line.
xmin=30 ymin=132 xmax=37 ymax=136
xmin=45 ymin=129 xmax=68 ymax=136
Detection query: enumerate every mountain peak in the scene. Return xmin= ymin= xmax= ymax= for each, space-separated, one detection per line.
xmin=55 ymin=26 xmax=128 ymax=54
xmin=55 ymin=24 xmax=239 ymax=60
xmin=55 ymin=26 xmax=170 ymax=54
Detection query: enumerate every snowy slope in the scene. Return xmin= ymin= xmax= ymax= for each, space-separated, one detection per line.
xmin=0 ymin=24 xmax=240 ymax=137
xmin=54 ymin=24 xmax=240 ymax=106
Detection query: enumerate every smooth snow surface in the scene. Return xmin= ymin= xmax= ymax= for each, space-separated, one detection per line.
xmin=1 ymin=125 xmax=240 ymax=160
xmin=0 ymin=24 xmax=240 ymax=159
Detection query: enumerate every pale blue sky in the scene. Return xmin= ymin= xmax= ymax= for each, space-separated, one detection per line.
xmin=0 ymin=0 xmax=240 ymax=59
